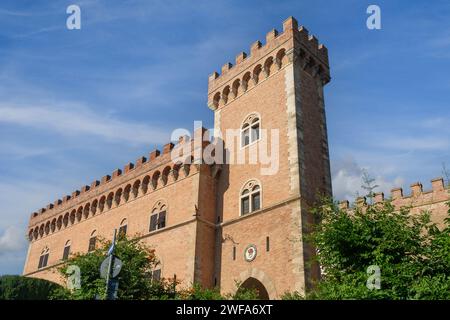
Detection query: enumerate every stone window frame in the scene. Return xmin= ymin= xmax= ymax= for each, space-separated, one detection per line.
xmin=239 ymin=179 xmax=262 ymax=216
xmin=38 ymin=247 xmax=50 ymax=269
xmin=240 ymin=112 xmax=261 ymax=148
xmin=149 ymin=200 xmax=168 ymax=232
xmin=118 ymin=218 xmax=128 ymax=237
xmin=62 ymin=240 xmax=71 ymax=260
xmin=88 ymin=230 xmax=97 ymax=252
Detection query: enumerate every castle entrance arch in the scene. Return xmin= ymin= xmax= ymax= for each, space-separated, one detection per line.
xmin=238 ymin=277 xmax=269 ymax=300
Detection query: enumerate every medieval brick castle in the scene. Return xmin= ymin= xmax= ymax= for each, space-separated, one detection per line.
xmin=23 ymin=17 xmax=449 ymax=299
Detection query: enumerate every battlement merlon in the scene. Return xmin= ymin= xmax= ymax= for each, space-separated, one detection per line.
xmin=207 ymin=16 xmax=330 ymax=98
xmin=27 ymin=127 xmax=210 ymax=227
xmin=339 ymin=177 xmax=450 ymax=209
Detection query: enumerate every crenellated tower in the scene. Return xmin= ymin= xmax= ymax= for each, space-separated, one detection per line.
xmin=209 ymin=16 xmax=332 ymax=297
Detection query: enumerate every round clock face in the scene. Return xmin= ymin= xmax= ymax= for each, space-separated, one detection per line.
xmin=244 ymin=244 xmax=257 ymax=262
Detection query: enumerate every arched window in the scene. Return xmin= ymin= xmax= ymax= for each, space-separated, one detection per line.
xmin=123 ymin=184 xmax=131 ymax=202
xmin=70 ymin=210 xmax=76 ymax=225
xmin=222 ymin=85 xmax=230 ymax=105
xmin=232 ymin=78 xmax=241 ymax=98
xmin=253 ymin=64 xmax=262 ymax=85
xmin=106 ymin=192 xmax=114 ymax=209
xmin=63 ymin=213 xmax=69 ymax=227
xmin=91 ymin=200 xmax=98 ymax=216
xmin=263 ymin=56 xmax=274 ymax=77
xmin=142 ymin=176 xmax=150 ymax=193
xmin=149 ymin=201 xmax=167 ymax=232
xmin=132 ymin=180 xmax=140 ymax=198
xmin=241 ymin=113 xmax=260 ymax=147
xmin=57 ymin=216 xmax=63 ymax=230
xmin=38 ymin=247 xmax=50 ymax=269
xmin=99 ymin=196 xmax=106 ymax=213
xmin=212 ymin=92 xmax=221 ymax=109
xmin=242 ymin=72 xmax=251 ymax=92
xmin=88 ymin=230 xmax=97 ymax=252
xmin=240 ymin=180 xmax=261 ymax=215
xmin=161 ymin=166 xmax=171 ymax=186
xmin=118 ymin=218 xmax=127 ymax=238
xmin=62 ymin=240 xmax=71 ymax=260
xmin=83 ymin=203 xmax=90 ymax=219
xmin=275 ymin=48 xmax=287 ymax=69
xmin=76 ymin=207 xmax=83 ymax=222
xmin=151 ymin=171 xmax=160 ymax=190
xmin=114 ymin=188 xmax=122 ymax=206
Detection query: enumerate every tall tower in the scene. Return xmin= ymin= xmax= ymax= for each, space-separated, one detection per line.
xmin=208 ymin=17 xmax=331 ymax=298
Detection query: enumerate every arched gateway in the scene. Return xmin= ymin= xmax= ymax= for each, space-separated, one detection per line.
xmin=238 ymin=277 xmax=269 ymax=300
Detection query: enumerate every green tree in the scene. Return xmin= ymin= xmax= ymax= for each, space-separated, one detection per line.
xmin=175 ymin=281 xmax=260 ymax=300
xmin=0 ymin=275 xmax=62 ymax=300
xmin=177 ymin=283 xmax=226 ymax=300
xmin=284 ymin=200 xmax=450 ymax=299
xmin=361 ymin=169 xmax=379 ymax=204
xmin=52 ymin=235 xmax=175 ymax=300
xmin=51 ymin=235 xmax=260 ymax=300
xmin=229 ymin=281 xmax=260 ymax=300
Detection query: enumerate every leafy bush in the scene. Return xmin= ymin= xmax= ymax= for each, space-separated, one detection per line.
xmin=51 ymin=235 xmax=261 ymax=300
xmin=284 ymin=200 xmax=450 ymax=300
xmin=52 ymin=235 xmax=175 ymax=300
xmin=0 ymin=275 xmax=62 ymax=300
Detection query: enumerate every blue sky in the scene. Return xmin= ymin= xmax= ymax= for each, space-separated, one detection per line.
xmin=0 ymin=0 xmax=449 ymax=275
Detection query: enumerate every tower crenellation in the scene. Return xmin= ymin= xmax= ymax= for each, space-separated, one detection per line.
xmin=338 ymin=177 xmax=449 ymax=226
xmin=207 ymin=16 xmax=330 ymax=111
xmin=27 ymin=130 xmax=209 ymax=231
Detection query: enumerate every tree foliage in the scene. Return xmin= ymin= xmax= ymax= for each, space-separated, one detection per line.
xmin=284 ymin=200 xmax=450 ymax=299
xmin=0 ymin=275 xmax=62 ymax=300
xmin=360 ymin=169 xmax=379 ymax=205
xmin=51 ymin=235 xmax=261 ymax=300
xmin=52 ymin=235 xmax=176 ymax=300
xmin=175 ymin=281 xmax=260 ymax=300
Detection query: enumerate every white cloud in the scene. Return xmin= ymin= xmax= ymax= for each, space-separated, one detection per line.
xmin=331 ymin=156 xmax=404 ymax=202
xmin=0 ymin=103 xmax=169 ymax=145
xmin=0 ymin=226 xmax=27 ymax=255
